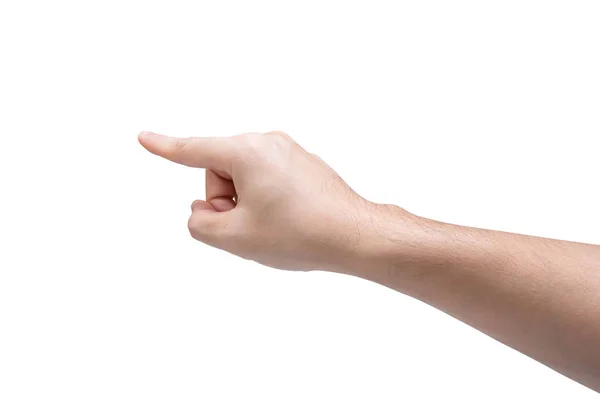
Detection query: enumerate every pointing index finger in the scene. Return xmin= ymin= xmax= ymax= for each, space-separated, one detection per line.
xmin=138 ymin=132 xmax=234 ymax=173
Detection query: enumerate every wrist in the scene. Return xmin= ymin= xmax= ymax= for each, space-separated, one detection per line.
xmin=335 ymin=203 xmax=427 ymax=278
xmin=338 ymin=203 xmax=461 ymax=292
xmin=344 ymin=204 xmax=501 ymax=298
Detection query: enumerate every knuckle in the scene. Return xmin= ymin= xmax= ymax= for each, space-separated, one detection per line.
xmin=187 ymin=214 xmax=200 ymax=237
xmin=236 ymin=132 xmax=254 ymax=144
xmin=265 ymin=131 xmax=292 ymax=146
xmin=188 ymin=212 xmax=231 ymax=244
xmin=264 ymin=130 xmax=289 ymax=139
xmin=174 ymin=138 xmax=189 ymax=151
xmin=237 ymin=133 xmax=264 ymax=154
xmin=234 ymin=132 xmax=260 ymax=145
xmin=266 ymin=133 xmax=293 ymax=156
xmin=236 ymin=132 xmax=261 ymax=137
xmin=232 ymin=132 xmax=295 ymax=168
xmin=170 ymin=138 xmax=191 ymax=159
xmin=190 ymin=200 xmax=201 ymax=211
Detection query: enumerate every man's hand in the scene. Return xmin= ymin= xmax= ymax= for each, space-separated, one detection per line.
xmin=139 ymin=130 xmax=600 ymax=392
xmin=138 ymin=131 xmax=411 ymax=272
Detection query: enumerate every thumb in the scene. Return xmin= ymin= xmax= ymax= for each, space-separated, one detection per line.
xmin=187 ymin=201 xmax=233 ymax=248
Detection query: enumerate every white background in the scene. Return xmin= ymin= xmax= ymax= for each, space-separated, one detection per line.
xmin=1 ymin=1 xmax=599 ymax=398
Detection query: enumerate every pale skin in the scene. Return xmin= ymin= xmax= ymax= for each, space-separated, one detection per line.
xmin=138 ymin=131 xmax=600 ymax=392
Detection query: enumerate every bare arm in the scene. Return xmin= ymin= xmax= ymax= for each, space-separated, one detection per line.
xmin=349 ymin=212 xmax=600 ymax=391
xmin=139 ymin=131 xmax=600 ymax=392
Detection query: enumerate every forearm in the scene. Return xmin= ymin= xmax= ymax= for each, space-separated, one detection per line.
xmin=346 ymin=205 xmax=600 ymax=391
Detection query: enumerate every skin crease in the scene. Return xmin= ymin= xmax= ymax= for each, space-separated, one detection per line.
xmin=138 ymin=130 xmax=600 ymax=392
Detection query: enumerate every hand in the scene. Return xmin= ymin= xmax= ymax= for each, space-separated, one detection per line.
xmin=138 ymin=131 xmax=407 ymax=272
